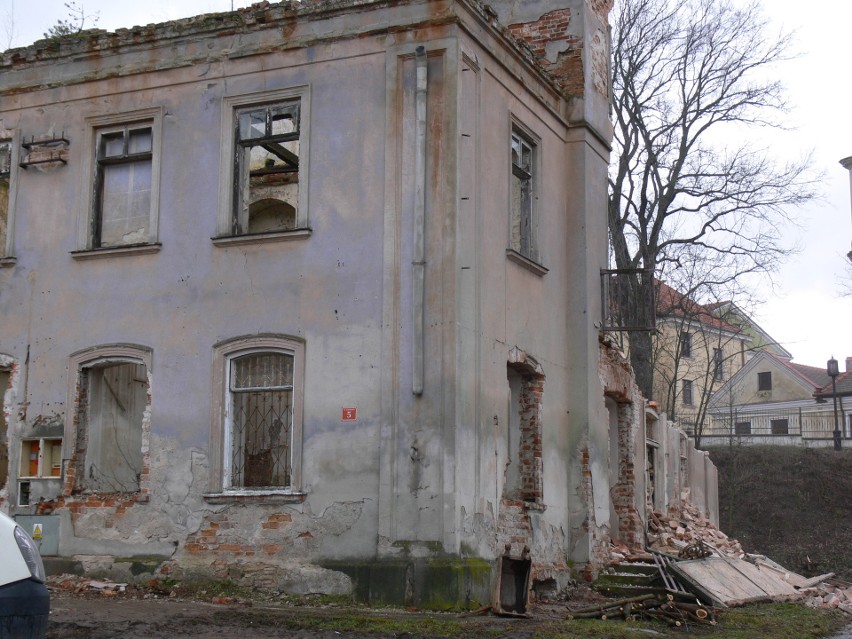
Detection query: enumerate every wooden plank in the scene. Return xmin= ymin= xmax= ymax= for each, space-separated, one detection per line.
xmin=669 ymin=557 xmax=801 ymax=607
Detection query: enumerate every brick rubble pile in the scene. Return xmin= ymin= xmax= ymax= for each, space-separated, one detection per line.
xmin=646 ymin=501 xmax=744 ymax=558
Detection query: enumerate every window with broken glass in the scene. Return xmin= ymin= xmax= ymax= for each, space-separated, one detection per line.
xmin=225 ymin=351 xmax=295 ymax=489
xmin=0 ymin=139 xmax=11 ymax=256
xmin=93 ymin=125 xmax=154 ymax=248
xmin=232 ymin=101 xmax=300 ymax=235
xmin=510 ymin=131 xmax=536 ymax=261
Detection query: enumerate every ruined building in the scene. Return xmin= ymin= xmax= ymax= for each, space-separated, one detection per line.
xmin=0 ymin=0 xmax=716 ymax=607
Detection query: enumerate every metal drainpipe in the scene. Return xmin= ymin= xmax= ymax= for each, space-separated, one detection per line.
xmin=413 ymin=45 xmax=427 ymax=396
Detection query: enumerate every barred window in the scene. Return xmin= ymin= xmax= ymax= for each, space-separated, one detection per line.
xmin=227 ymin=352 xmax=294 ymax=489
xmin=212 ymin=335 xmax=305 ymax=495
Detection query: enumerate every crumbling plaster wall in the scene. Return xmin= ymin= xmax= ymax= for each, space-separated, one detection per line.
xmin=0 ymin=0 xmax=620 ymax=599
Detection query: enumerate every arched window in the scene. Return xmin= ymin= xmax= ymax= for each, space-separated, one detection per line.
xmin=210 ymin=336 xmax=305 ymax=495
xmin=66 ymin=345 xmax=152 ymax=495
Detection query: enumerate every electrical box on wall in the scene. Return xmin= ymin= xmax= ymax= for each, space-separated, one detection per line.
xmin=14 ymin=515 xmax=59 ymax=556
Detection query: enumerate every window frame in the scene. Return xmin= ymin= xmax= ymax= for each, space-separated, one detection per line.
xmin=713 ymin=348 xmax=724 ymax=381
xmin=757 ymin=371 xmax=772 ymax=391
xmin=770 ymin=418 xmax=789 ymax=435
xmin=215 ymin=86 xmax=311 ymax=245
xmin=0 ymin=128 xmax=21 ymax=264
xmin=75 ymin=108 xmax=163 ymax=257
xmin=682 ymin=379 xmax=694 ymax=406
xmin=506 ymin=118 xmax=545 ymax=274
xmin=679 ymin=332 xmax=692 ymax=358
xmin=734 ymin=421 xmax=752 ymax=435
xmin=208 ymin=335 xmax=305 ymax=499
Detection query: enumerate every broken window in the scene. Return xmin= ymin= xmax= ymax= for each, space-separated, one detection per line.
xmin=509 ymin=128 xmax=538 ymax=262
xmin=212 ymin=335 xmax=305 ymax=494
xmin=757 ymin=371 xmax=772 ymax=391
xmin=77 ymin=109 xmax=162 ymax=253
xmin=0 ymin=139 xmax=10 ymax=256
xmin=232 ymin=101 xmax=300 ymax=235
xmin=682 ymin=379 xmax=694 ymax=406
xmin=93 ymin=125 xmax=153 ymax=247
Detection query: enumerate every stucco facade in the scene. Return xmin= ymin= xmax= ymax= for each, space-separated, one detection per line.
xmin=0 ymin=0 xmax=711 ymax=607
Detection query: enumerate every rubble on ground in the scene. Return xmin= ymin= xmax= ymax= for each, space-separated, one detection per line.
xmin=646 ymin=502 xmax=745 ymax=558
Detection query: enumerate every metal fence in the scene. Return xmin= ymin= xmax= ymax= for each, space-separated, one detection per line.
xmin=676 ymin=406 xmax=850 ymax=442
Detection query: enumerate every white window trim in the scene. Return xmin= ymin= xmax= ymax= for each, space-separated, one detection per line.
xmin=208 ymin=335 xmax=305 ymax=498
xmin=75 ymin=107 xmax=163 ymax=254
xmin=215 ymin=86 xmax=311 ymax=242
xmin=507 ymin=115 xmax=543 ymax=272
xmin=0 ymin=127 xmax=21 ymax=264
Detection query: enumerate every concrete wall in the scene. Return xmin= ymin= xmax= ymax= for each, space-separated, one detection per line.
xmin=0 ymin=0 xmax=619 ymax=605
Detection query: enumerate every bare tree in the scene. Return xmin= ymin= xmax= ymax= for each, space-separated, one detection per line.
xmin=43 ymin=2 xmax=99 ymax=39
xmin=609 ymin=0 xmax=818 ymax=399
xmin=1 ymin=0 xmax=14 ymax=50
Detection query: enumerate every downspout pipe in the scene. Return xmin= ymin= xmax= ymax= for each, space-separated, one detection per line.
xmin=413 ymin=45 xmax=427 ymax=395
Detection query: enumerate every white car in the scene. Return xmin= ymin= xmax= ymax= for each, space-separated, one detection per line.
xmin=0 ymin=512 xmax=49 ymax=638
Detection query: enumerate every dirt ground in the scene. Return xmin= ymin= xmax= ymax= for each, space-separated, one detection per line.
xmin=46 ymin=590 xmax=545 ymax=639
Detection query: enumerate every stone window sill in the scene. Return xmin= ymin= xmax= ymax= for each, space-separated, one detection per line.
xmin=506 ymin=249 xmax=548 ymax=276
xmin=203 ymin=490 xmax=306 ymax=504
xmin=212 ymin=228 xmax=311 ymax=247
xmin=71 ymin=244 xmax=162 ymax=260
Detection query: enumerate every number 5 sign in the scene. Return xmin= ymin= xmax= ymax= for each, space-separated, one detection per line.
xmin=341 ymin=407 xmax=357 ymax=421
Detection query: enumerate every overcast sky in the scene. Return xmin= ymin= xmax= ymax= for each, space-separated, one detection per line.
xmin=3 ymin=0 xmax=851 ymax=369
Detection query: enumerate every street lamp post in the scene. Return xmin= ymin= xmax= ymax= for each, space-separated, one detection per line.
xmin=827 ymin=357 xmax=842 ymax=451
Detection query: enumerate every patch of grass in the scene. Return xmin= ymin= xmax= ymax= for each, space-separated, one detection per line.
xmin=203 ymin=602 xmax=847 ymax=639
xmin=529 ymin=604 xmax=848 ymax=639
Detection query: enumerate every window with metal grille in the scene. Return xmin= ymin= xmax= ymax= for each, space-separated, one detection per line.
xmin=735 ymin=421 xmax=751 ymax=435
xmin=226 ymin=351 xmax=294 ymax=489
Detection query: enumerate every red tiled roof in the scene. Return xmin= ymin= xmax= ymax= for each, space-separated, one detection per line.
xmin=655 ymin=282 xmax=742 ymax=334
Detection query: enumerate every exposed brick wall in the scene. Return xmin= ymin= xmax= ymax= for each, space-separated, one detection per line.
xmin=516 ymin=373 xmax=544 ymax=503
xmin=600 ymin=337 xmax=646 ymax=551
xmin=496 ymin=498 xmax=532 ymax=560
xmin=507 ymin=9 xmax=585 ymax=98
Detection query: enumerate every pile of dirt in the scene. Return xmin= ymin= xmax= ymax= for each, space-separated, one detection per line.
xmin=706 ymin=445 xmax=852 ymax=581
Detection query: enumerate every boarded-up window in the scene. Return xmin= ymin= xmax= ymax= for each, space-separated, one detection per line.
xmin=227 ymin=352 xmax=294 ymax=488
xmin=757 ymin=371 xmax=772 ymax=391
xmin=233 ymin=102 xmax=300 ymax=235
xmin=79 ymin=362 xmax=147 ymax=492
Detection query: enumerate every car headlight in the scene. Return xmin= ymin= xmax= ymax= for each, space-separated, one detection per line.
xmin=13 ymin=526 xmax=46 ymax=583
